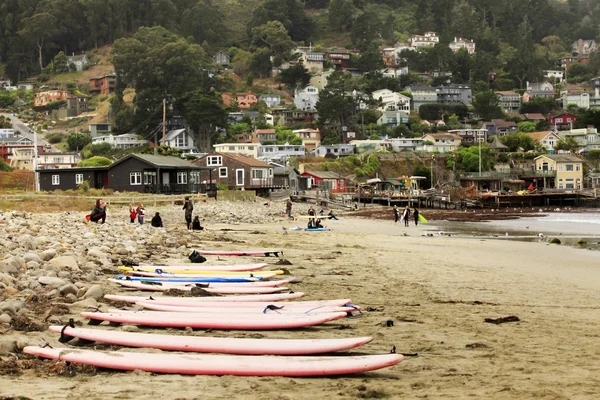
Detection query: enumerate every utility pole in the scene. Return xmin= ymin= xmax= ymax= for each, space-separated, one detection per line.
xmin=162 ymin=98 xmax=166 ymax=146
xmin=33 ymin=128 xmax=39 ymax=192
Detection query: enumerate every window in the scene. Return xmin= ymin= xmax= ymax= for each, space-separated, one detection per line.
xmin=219 ymin=167 xmax=228 ymax=178
xmin=566 ymin=164 xmax=574 ymax=171
xmin=229 ymin=146 xmax=235 ymax=151
xmin=576 ymin=164 xmax=581 ymax=171
xmin=130 ymin=172 xmax=142 ymax=185
xmin=52 ymin=175 xmax=60 ymax=185
xmin=177 ymin=172 xmax=188 ymax=184
xmin=556 ymin=118 xmax=563 ymax=123
xmin=144 ymin=171 xmax=157 ymax=185
xmin=207 ymin=156 xmax=222 ymax=166
xmin=558 ymin=165 xmax=563 ymax=171
xmin=75 ymin=174 xmax=83 ymax=184
xmin=176 ymin=134 xmax=187 ymax=147
xmin=252 ymin=169 xmax=265 ymax=179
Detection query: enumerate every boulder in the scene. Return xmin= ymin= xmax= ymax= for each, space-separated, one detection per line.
xmin=59 ymin=283 xmax=78 ymax=296
xmin=47 ymin=255 xmax=79 ymax=271
xmin=38 ymin=276 xmax=67 ymax=288
xmin=41 ymin=249 xmax=57 ymax=261
xmin=83 ymin=285 xmax=103 ymax=301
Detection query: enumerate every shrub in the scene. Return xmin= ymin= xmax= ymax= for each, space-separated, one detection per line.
xmin=549 ymin=238 xmax=561 ymax=244
xmin=77 ymin=156 xmax=112 ymax=167
xmin=46 ymin=132 xmax=66 ymax=144
xmin=577 ymin=239 xmax=587 ymax=247
xmin=78 ymin=180 xmax=91 ymax=193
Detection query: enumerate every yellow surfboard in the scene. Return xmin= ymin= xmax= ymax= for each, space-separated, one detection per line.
xmin=118 ymin=266 xmax=284 ymax=275
xmin=418 ymin=214 xmax=428 ymax=223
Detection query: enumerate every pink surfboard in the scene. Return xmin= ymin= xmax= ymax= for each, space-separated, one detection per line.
xmin=104 ymin=292 xmax=305 ymax=304
xmin=80 ymin=310 xmax=347 ymax=330
xmin=132 ymin=263 xmax=268 ymax=272
xmin=110 ymin=279 xmax=289 ymax=294
xmin=123 ymin=271 xmax=279 ymax=279
xmin=48 ymin=326 xmax=372 ymax=355
xmin=109 ymin=278 xmax=291 ymax=288
xmin=24 ymin=346 xmax=403 ymax=376
xmin=133 ymin=301 xmax=360 ymax=314
xmin=194 ymin=249 xmax=283 ymax=257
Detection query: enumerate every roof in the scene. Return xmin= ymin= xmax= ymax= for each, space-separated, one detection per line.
xmin=523 ymin=113 xmax=545 ymax=120
xmin=67 ymin=54 xmax=88 ymax=62
xmin=302 ymin=170 xmax=344 ymax=179
xmin=165 ymin=129 xmax=186 ymax=141
xmin=424 ymin=133 xmax=462 ymax=140
xmin=524 ymin=131 xmax=556 ymax=141
xmin=488 ymin=136 xmax=508 ymax=149
xmin=255 ymin=129 xmax=276 ymax=134
xmin=535 ymin=154 xmax=582 ymax=162
xmin=273 ymin=166 xmax=300 ymax=176
xmin=198 ymin=153 xmax=271 ymax=168
xmin=497 ymin=91 xmax=519 ymax=96
xmin=487 ymin=119 xmax=517 ymax=128
xmin=113 ymin=153 xmax=209 ymax=169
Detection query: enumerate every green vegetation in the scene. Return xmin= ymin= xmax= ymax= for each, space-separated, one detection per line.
xmin=0 ymin=159 xmax=12 ymax=172
xmin=549 ymin=238 xmax=561 ymax=245
xmin=77 ymin=156 xmax=112 ymax=167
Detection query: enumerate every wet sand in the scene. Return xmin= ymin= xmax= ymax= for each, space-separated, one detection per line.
xmin=2 ymin=215 xmax=600 ymax=399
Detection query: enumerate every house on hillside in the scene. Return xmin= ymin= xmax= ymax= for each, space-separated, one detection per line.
xmin=497 ymin=91 xmax=522 ymax=113
xmin=449 ymin=37 xmax=476 ymax=54
xmin=294 ymin=47 xmax=326 ymax=73
xmin=404 ymin=86 xmax=437 ymax=111
xmin=253 ymin=129 xmax=276 ymax=144
xmin=293 ymin=128 xmax=321 ymax=151
xmin=212 ymin=143 xmax=258 ymax=158
xmin=314 ymin=144 xmax=355 ymax=158
xmin=437 ymin=84 xmax=472 ymax=106
xmin=67 ymin=54 xmax=89 ymax=71
xmin=10 ymin=149 xmax=79 ymax=170
xmin=545 ymin=70 xmax=564 ymax=83
xmin=547 ymin=112 xmax=576 ymax=128
xmin=521 ymin=113 xmax=546 ymax=123
xmin=301 ymin=170 xmax=347 ymax=193
xmin=258 ymin=144 xmax=305 ymax=161
xmin=534 ymin=154 xmax=583 ymax=190
xmin=221 ymin=92 xmax=258 ymax=109
xmin=572 ymin=39 xmax=597 ymax=56
xmin=523 ymin=82 xmax=554 ymax=102
xmin=409 ymin=32 xmax=439 ymax=48
xmin=377 ymin=110 xmax=409 ymax=127
xmin=482 ymin=120 xmax=517 ymax=136
xmin=294 ymin=85 xmax=319 ymax=111
xmin=89 ymin=123 xmax=112 ymax=138
xmin=89 ymin=74 xmax=116 ymax=95
xmin=558 ymin=127 xmax=600 ymax=153
xmin=524 ymin=131 xmax=561 ymax=153
xmin=273 ymin=164 xmax=305 ymax=193
xmin=193 ymin=153 xmax=279 ymax=193
xmin=371 ymin=89 xmax=411 ymax=112
xmin=91 ymin=133 xmax=147 ymax=149
xmin=213 ymin=51 xmax=231 ymax=66
xmin=271 ymin=109 xmax=316 ymax=126
xmin=37 ymin=154 xmax=214 ymax=193
xmin=422 ymin=133 xmax=462 ymax=152
xmin=388 ymin=138 xmax=424 ymax=152
xmin=561 ymin=90 xmax=590 ymax=109
xmin=259 ymin=93 xmax=281 ymax=108
xmin=51 ymin=96 xmax=89 ymax=119
xmin=34 ymin=90 xmax=72 ymax=108
xmin=325 ymin=49 xmax=359 ymax=70
xmin=163 ymin=128 xmax=196 ymax=152
xmin=447 ymin=129 xmax=488 ymax=144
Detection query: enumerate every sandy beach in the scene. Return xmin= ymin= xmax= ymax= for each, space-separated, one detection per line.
xmin=1 ymin=202 xmax=600 ymax=399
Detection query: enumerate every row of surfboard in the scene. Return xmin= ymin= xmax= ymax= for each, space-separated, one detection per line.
xmin=25 ymin=249 xmax=404 ymax=376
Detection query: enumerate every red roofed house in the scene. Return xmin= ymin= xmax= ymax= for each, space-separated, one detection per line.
xmin=547 ymin=113 xmax=576 ymax=127
xmin=301 ymin=170 xmax=347 ymax=193
xmin=221 ymin=92 xmax=258 ymax=109
xmin=89 ymin=73 xmax=116 ymax=95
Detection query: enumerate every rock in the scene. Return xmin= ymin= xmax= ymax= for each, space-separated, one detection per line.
xmin=0 ymin=338 xmax=16 ymax=355
xmin=0 ymin=303 xmax=17 ymax=315
xmin=0 ymin=313 xmax=11 ymax=324
xmin=59 ymin=283 xmax=78 ymax=296
xmin=121 ymin=325 xmax=140 ymax=333
xmin=83 ymin=285 xmax=103 ymax=301
xmin=87 ymin=248 xmax=106 ymax=259
xmin=16 ymin=234 xmax=36 ymax=250
xmin=57 ymin=271 xmax=71 ymax=279
xmin=1 ymin=287 xmax=19 ymax=296
xmin=76 ymin=288 xmax=86 ymax=298
xmin=41 ymin=249 xmax=57 ymax=261
xmin=72 ymin=297 xmax=98 ymax=308
xmin=85 ymin=272 xmax=98 ymax=282
xmin=47 ymin=255 xmax=79 ymax=271
xmin=65 ymin=293 xmax=77 ymax=302
xmin=0 ymin=261 xmax=18 ymax=276
xmin=26 ymin=261 xmax=40 ymax=270
xmin=115 ymin=248 xmax=129 ymax=256
xmin=83 ymin=232 xmax=95 ymax=239
xmin=38 ymin=276 xmax=67 ymax=288
xmin=23 ymin=252 xmax=42 ymax=263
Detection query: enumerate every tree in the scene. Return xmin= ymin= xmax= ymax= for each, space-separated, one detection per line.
xmin=456 ymin=145 xmax=493 ymax=172
xmin=328 ymin=0 xmax=356 ymax=31
xmin=52 ymin=51 xmax=69 ymax=73
xmin=0 ymin=159 xmax=11 ymax=172
xmin=180 ymin=0 xmax=228 ymax=47
xmin=350 ymin=11 xmax=382 ymax=50
xmin=499 ymin=132 xmax=535 ymax=152
xmin=517 ymin=121 xmax=537 ymax=132
xmin=472 ymin=90 xmax=504 ymax=121
xmin=0 ymin=91 xmax=16 ymax=108
xmin=446 ymin=114 xmax=462 ymax=130
xmin=251 ymin=21 xmax=296 ymax=65
xmin=316 ymin=71 xmax=360 ymax=142
xmin=249 ymin=48 xmax=272 ymax=78
xmin=182 ymin=91 xmax=227 ymax=152
xmin=276 ymin=127 xmax=302 ymax=145
xmin=67 ymin=132 xmax=92 ymax=151
xmin=277 ymin=62 xmax=311 ymax=94
xmin=520 ymin=97 xmax=558 ymax=115
xmin=78 ymin=156 xmax=112 ymax=167
xmin=247 ymin=0 xmax=314 ymax=42
xmin=352 ymin=46 xmax=385 ymax=73
xmin=18 ymin=13 xmax=58 ymax=71
xmin=555 ymin=136 xmax=579 ymax=152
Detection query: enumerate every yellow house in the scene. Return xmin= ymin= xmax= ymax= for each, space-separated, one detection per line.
xmin=212 ymin=143 xmax=258 ymax=158
xmin=534 ymin=154 xmax=583 ymax=189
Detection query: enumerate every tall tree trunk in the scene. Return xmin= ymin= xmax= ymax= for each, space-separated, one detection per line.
xmin=37 ymin=41 xmax=43 ymax=72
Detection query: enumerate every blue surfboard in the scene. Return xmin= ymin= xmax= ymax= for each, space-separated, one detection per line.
xmin=117 ymin=275 xmax=261 ymax=283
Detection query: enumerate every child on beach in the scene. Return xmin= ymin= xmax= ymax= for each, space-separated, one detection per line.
xmin=89 ymin=199 xmax=107 ymax=224
xmin=192 ymin=215 xmax=204 ymax=230
xmin=151 ymin=212 xmax=163 ymax=227
xmin=183 ymin=197 xmax=194 ymax=229
xmin=129 ymin=204 xmax=137 ymax=223
xmin=136 ymin=203 xmax=145 ymax=225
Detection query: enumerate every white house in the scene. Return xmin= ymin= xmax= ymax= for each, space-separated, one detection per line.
xmin=558 ymin=127 xmax=600 ymax=153
xmin=164 ymin=129 xmax=196 ymax=151
xmin=213 ymin=143 xmax=259 ymax=158
xmin=449 ymin=37 xmax=476 ymax=54
xmin=561 ymin=91 xmax=590 ymax=110
xmin=377 ymin=111 xmax=409 ymax=127
xmin=91 ymin=134 xmax=147 ymax=149
xmin=258 ymin=143 xmax=306 ymax=161
xmin=379 ymin=67 xmax=409 ymax=78
xmin=388 ymin=138 xmax=424 ymax=152
xmin=259 ymin=94 xmax=281 ymax=108
xmin=421 ymin=133 xmax=462 ymax=152
xmin=524 ymin=131 xmax=562 ymax=153
xmin=294 ymin=86 xmax=319 ymax=111
xmin=545 ymin=70 xmax=564 ymax=83
xmin=294 ymin=47 xmax=326 ymax=74
xmin=293 ymin=128 xmax=321 ymax=151
xmin=410 ymin=32 xmax=439 ymax=48
xmin=66 ymin=54 xmax=90 ymax=72
xmin=371 ymin=89 xmax=411 ymax=112
xmin=314 ymin=144 xmax=355 ymax=157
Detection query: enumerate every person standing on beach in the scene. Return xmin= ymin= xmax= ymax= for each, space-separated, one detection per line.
xmin=129 ymin=204 xmax=137 ymax=223
xmin=393 ymin=205 xmax=399 ymax=224
xmin=402 ymin=206 xmax=410 ymax=227
xmin=183 ymin=196 xmax=194 ymax=229
xmin=285 ymin=198 xmax=293 ymax=219
xmin=136 ymin=203 xmax=145 ymax=225
xmin=413 ymin=208 xmax=420 ymax=226
xmin=89 ymin=199 xmax=107 ymax=224
xmin=308 ymin=205 xmax=316 ymax=227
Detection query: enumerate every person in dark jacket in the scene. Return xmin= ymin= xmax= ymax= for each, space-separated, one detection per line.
xmin=402 ymin=206 xmax=410 ymax=227
xmin=393 ymin=205 xmax=399 ymax=224
xmin=192 ymin=215 xmax=204 ymax=230
xmin=89 ymin=199 xmax=107 ymax=224
xmin=151 ymin=212 xmax=163 ymax=227
xmin=413 ymin=208 xmax=420 ymax=226
xmin=182 ymin=196 xmax=194 ymax=229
